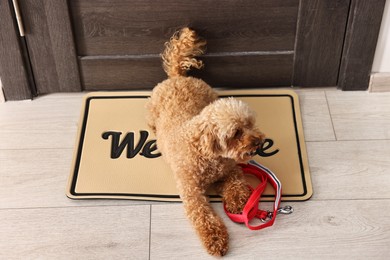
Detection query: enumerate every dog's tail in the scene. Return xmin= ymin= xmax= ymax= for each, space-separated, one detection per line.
xmin=162 ymin=27 xmax=206 ymax=77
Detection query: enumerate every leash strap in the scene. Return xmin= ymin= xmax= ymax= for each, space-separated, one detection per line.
xmin=224 ymin=160 xmax=289 ymax=230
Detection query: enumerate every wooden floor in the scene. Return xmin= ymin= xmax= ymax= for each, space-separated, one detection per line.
xmin=0 ymin=88 xmax=389 ymax=259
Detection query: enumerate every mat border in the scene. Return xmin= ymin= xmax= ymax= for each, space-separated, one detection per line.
xmin=67 ymin=90 xmax=312 ymax=201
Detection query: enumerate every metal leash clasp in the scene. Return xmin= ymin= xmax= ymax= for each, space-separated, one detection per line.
xmin=260 ymin=205 xmax=294 ymax=222
xmin=277 ymin=205 xmax=294 ymax=215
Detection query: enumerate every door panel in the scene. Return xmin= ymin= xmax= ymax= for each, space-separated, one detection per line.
xmin=69 ymin=0 xmax=299 ymax=55
xmin=79 ymin=56 xmax=165 ymax=90
xmin=293 ymin=0 xmax=350 ymax=87
xmin=339 ymin=0 xmax=386 ymax=90
xmin=191 ymin=54 xmax=294 ymax=88
xmin=70 ymin=0 xmax=299 ymax=89
xmin=80 ymin=54 xmax=294 ymax=90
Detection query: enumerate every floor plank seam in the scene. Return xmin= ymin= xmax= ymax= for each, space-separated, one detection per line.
xmin=0 ymin=147 xmax=74 ymax=151
xmin=324 ymin=91 xmax=338 ymax=141
xmin=149 ymin=205 xmax=152 ymax=260
xmin=305 ymin=139 xmax=390 ymax=144
xmin=0 ymin=203 xmax=154 ymax=211
xmin=331 ymin=138 xmax=390 ymax=142
xmin=308 ymin=198 xmax=390 ymax=202
xmin=305 ymin=139 xmax=339 ymax=143
xmin=2 ymin=198 xmax=390 ymax=212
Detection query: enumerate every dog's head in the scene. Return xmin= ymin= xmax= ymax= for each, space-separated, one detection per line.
xmin=200 ymin=98 xmax=265 ymax=163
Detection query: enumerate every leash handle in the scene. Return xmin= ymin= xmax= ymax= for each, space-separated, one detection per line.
xmin=224 ymin=160 xmax=284 ymax=230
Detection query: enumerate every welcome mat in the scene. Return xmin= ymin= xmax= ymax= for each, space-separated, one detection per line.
xmin=67 ymin=90 xmax=312 ymax=201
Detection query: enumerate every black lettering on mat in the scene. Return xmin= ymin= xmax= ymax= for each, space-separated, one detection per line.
xmin=102 ymin=131 xmax=279 ymax=159
xmin=102 ymin=131 xmax=161 ymax=159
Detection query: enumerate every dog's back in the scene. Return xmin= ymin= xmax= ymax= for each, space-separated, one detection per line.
xmin=147 ymin=28 xmax=217 ymax=134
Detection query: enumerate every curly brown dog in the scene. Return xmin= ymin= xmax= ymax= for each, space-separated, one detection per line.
xmin=146 ymin=28 xmax=265 ymax=256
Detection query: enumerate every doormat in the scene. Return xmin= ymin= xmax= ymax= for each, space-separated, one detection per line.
xmin=67 ymin=90 xmax=312 ymax=201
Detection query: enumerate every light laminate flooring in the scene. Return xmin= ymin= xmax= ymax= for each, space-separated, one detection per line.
xmin=0 ymin=89 xmax=389 ymax=259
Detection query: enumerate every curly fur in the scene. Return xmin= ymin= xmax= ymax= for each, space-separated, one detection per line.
xmin=146 ymin=28 xmax=265 ymax=256
xmin=162 ymin=27 xmax=207 ymax=77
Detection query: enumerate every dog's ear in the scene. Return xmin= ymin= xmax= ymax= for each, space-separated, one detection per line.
xmin=211 ymin=136 xmax=222 ymax=155
xmin=199 ymin=126 xmax=222 ymax=157
xmin=216 ymin=126 xmax=241 ymax=152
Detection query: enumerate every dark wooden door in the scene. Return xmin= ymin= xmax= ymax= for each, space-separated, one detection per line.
xmin=70 ymin=0 xmax=299 ymax=90
xmin=0 ymin=0 xmax=386 ymax=100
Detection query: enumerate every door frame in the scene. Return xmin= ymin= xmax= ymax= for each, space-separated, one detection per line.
xmin=0 ymin=0 xmax=386 ymax=100
xmin=338 ymin=0 xmax=386 ymax=90
xmin=0 ymin=0 xmax=34 ymax=100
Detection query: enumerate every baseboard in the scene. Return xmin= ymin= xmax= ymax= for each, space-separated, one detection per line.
xmin=369 ymin=72 xmax=390 ymax=92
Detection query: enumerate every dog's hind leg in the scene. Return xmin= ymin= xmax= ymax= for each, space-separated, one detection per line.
xmin=178 ymin=180 xmax=229 ymax=256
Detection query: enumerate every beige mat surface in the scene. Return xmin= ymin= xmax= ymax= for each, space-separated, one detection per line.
xmin=67 ymin=90 xmax=312 ymax=201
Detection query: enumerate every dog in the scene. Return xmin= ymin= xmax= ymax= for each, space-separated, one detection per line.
xmin=146 ymin=28 xmax=265 ymax=256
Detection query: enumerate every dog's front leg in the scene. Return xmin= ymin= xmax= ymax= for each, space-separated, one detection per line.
xmin=214 ymin=166 xmax=251 ymax=214
xmin=179 ymin=181 xmax=229 ymax=256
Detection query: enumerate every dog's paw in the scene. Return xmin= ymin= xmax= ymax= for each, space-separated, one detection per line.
xmin=203 ymin=225 xmax=229 ymax=256
xmin=224 ymin=187 xmax=251 ymax=214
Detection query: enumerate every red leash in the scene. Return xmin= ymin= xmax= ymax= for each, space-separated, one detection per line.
xmin=224 ymin=160 xmax=293 ymax=230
